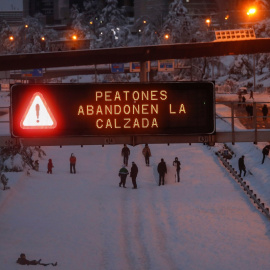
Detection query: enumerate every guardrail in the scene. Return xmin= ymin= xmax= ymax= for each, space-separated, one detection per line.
xmin=0 ymin=101 xmax=269 ymax=146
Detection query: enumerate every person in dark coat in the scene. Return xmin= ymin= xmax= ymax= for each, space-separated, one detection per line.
xmin=157 ymin=158 xmax=167 ymax=186
xmin=47 ymin=159 xmax=54 ymax=174
xmin=173 ymin=157 xmax=181 ymax=182
xmin=119 ymin=165 xmax=129 ymax=188
xmin=121 ymin=144 xmax=130 ymax=166
xmin=142 ymin=144 xmax=151 ymax=166
xmin=262 ymin=104 xmax=268 ymax=121
xmin=238 ymin=155 xmax=246 ymax=177
xmin=262 ymin=145 xmax=270 ymax=164
xmin=16 ymin=253 xmax=57 ymax=266
xmin=130 ymin=161 xmax=138 ymax=189
xmin=70 ymin=153 xmax=76 ymax=174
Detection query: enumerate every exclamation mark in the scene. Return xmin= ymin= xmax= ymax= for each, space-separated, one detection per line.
xmin=36 ymin=104 xmax=40 ymax=123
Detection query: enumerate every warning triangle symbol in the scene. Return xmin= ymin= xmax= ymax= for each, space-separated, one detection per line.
xmin=20 ymin=92 xmax=57 ymax=129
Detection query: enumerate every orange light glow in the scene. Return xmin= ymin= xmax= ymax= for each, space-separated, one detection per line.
xmin=205 ymin=18 xmax=211 ymax=26
xmin=164 ymin=34 xmax=170 ymax=39
xmin=9 ymin=36 xmax=14 ymax=41
xmin=247 ymin=7 xmax=256 ymax=16
xmin=72 ymin=35 xmax=77 ymax=40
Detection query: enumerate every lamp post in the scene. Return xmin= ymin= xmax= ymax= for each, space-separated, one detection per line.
xmin=247 ymin=7 xmax=257 ymax=93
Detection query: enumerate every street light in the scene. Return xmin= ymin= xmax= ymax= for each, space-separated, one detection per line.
xmin=9 ymin=35 xmax=14 ymax=41
xmin=72 ymin=35 xmax=77 ymax=40
xmin=205 ymin=18 xmax=211 ymax=27
xmin=164 ymin=34 xmax=170 ymax=40
xmin=247 ymin=7 xmax=256 ymax=16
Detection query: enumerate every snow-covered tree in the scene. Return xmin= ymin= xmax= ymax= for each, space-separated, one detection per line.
xmin=97 ymin=0 xmax=130 ymax=48
xmin=15 ymin=14 xmax=57 ymax=53
xmin=83 ymin=0 xmax=103 ymax=39
xmin=0 ymin=20 xmax=14 ymax=54
xmin=160 ymin=0 xmax=193 ymax=44
xmin=229 ymin=55 xmax=253 ymax=80
xmin=70 ymin=5 xmax=88 ymax=39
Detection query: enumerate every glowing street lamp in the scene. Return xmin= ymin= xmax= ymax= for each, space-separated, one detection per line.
xmin=25 ymin=24 xmax=29 ymax=28
xmin=72 ymin=35 xmax=77 ymax=40
xmin=41 ymin=36 xmax=45 ymax=41
xmin=9 ymin=35 xmax=14 ymax=41
xmin=164 ymin=34 xmax=170 ymax=40
xmin=205 ymin=18 xmax=211 ymax=27
xmin=247 ymin=7 xmax=256 ymax=16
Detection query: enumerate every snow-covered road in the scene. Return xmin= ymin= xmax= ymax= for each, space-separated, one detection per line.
xmin=1 ymin=143 xmax=270 ymax=270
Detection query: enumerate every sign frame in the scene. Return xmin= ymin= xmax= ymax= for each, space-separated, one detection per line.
xmin=10 ymin=82 xmax=215 ymax=138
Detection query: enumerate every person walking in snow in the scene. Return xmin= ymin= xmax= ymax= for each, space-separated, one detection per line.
xmin=16 ymin=253 xmax=57 ymax=267
xmin=262 ymin=145 xmax=270 ymax=164
xmin=121 ymin=144 xmax=130 ymax=166
xmin=130 ymin=161 xmax=138 ymax=189
xmin=238 ymin=155 xmax=246 ymax=177
xmin=70 ymin=153 xmax=76 ymax=174
xmin=142 ymin=144 xmax=151 ymax=166
xmin=173 ymin=157 xmax=181 ymax=182
xmin=262 ymin=104 xmax=268 ymax=121
xmin=47 ymin=159 xmax=54 ymax=174
xmin=119 ymin=165 xmax=129 ymax=188
xmin=249 ymin=89 xmax=254 ymax=99
xmin=157 ymin=158 xmax=167 ymax=186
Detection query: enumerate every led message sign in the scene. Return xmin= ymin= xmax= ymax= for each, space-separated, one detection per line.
xmin=11 ymin=82 xmax=215 ymax=138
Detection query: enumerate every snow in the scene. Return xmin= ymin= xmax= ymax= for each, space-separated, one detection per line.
xmin=1 ymin=92 xmax=270 ymax=269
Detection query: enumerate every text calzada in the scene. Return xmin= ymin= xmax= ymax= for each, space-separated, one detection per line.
xmin=11 ymin=82 xmax=215 ymax=137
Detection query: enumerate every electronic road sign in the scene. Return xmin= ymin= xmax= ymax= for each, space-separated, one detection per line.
xmin=11 ymin=82 xmax=215 ymax=138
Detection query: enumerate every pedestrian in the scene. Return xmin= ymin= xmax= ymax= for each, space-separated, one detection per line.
xmin=249 ymin=89 xmax=254 ymax=99
xmin=173 ymin=157 xmax=181 ymax=182
xmin=121 ymin=144 xmax=130 ymax=166
xmin=157 ymin=158 xmax=167 ymax=186
xmin=47 ymin=159 xmax=54 ymax=174
xmin=262 ymin=145 xmax=270 ymax=164
xmin=262 ymin=104 xmax=268 ymax=121
xmin=119 ymin=165 xmax=129 ymax=188
xmin=16 ymin=253 xmax=57 ymax=267
xmin=242 ymin=95 xmax=246 ymax=107
xmin=142 ymin=144 xmax=151 ymax=166
xmin=34 ymin=160 xmax=39 ymax=171
xmin=130 ymin=161 xmax=138 ymax=189
xmin=238 ymin=155 xmax=246 ymax=177
xmin=70 ymin=153 xmax=76 ymax=174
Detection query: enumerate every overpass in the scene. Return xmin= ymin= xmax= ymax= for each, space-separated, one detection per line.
xmin=0 ymin=39 xmax=270 ymax=146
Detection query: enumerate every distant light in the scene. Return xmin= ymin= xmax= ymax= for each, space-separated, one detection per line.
xmin=9 ymin=36 xmax=14 ymax=41
xmin=138 ymin=29 xmax=141 ymax=32
xmin=25 ymin=24 xmax=28 ymax=28
xmin=205 ymin=18 xmax=211 ymax=25
xmin=143 ymin=20 xmax=147 ymax=24
xmin=90 ymin=21 xmax=93 ymax=25
xmin=225 ymin=15 xmax=229 ymax=20
xmin=72 ymin=35 xmax=77 ymax=40
xmin=247 ymin=8 xmax=256 ymax=16
xmin=41 ymin=37 xmax=45 ymax=41
xmin=164 ymin=34 xmax=169 ymax=39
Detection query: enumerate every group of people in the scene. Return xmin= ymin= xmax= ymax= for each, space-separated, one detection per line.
xmin=45 ymin=153 xmax=77 ymax=174
xmin=238 ymin=145 xmax=270 ymax=178
xmin=119 ymin=144 xmax=181 ymax=188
